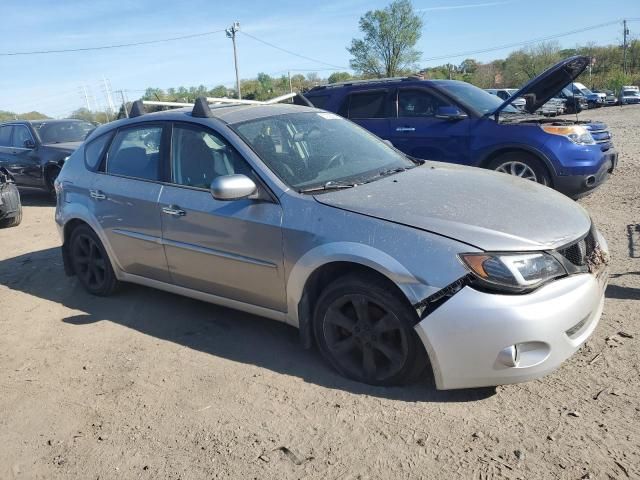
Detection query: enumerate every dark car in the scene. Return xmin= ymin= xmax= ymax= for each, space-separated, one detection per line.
xmin=304 ymin=56 xmax=616 ymax=198
xmin=556 ymin=88 xmax=587 ymax=114
xmin=0 ymin=167 xmax=22 ymax=228
xmin=0 ymin=119 xmax=94 ymax=194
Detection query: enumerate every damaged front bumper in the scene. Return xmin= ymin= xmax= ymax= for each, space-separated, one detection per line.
xmin=414 ymin=272 xmax=607 ymax=390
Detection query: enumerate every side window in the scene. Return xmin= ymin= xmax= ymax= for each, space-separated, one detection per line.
xmin=0 ymin=126 xmax=12 ymax=147
xmin=308 ymin=95 xmax=330 ymax=109
xmin=398 ymin=90 xmax=447 ymax=118
xmin=171 ymin=125 xmax=251 ymax=189
xmin=85 ymin=132 xmax=114 ymax=171
xmin=347 ymin=91 xmax=387 ymax=119
xmin=497 ymin=91 xmax=509 ymax=100
xmin=106 ymin=126 xmax=162 ymax=181
xmin=11 ymin=125 xmax=32 ymax=148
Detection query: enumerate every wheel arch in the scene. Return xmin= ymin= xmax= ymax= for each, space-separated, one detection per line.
xmin=286 ymin=242 xmax=430 ymax=348
xmin=479 ymin=145 xmax=558 ymax=179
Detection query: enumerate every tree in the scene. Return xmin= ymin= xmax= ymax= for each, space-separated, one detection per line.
xmin=328 ymin=71 xmax=353 ymax=83
xmin=347 ymin=0 xmax=423 ymax=78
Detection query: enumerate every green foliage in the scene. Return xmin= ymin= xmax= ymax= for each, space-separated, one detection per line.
xmin=328 ymin=72 xmax=353 ymax=84
xmin=348 ymin=0 xmax=423 ymax=77
xmin=0 ymin=110 xmax=49 ymax=122
xmin=69 ymin=108 xmax=111 ymax=124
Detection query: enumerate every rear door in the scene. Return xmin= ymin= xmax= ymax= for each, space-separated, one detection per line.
xmin=90 ymin=123 xmax=170 ymax=282
xmin=389 ymin=87 xmax=471 ymax=164
xmin=0 ymin=125 xmax=14 ymax=174
xmin=159 ymin=122 xmax=285 ymax=311
xmin=340 ymin=89 xmax=392 ymax=140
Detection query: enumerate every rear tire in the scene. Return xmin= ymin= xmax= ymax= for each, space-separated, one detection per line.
xmin=0 ymin=184 xmax=22 ymax=228
xmin=313 ymin=273 xmax=428 ymax=386
xmin=69 ymin=225 xmax=119 ymax=296
xmin=45 ymin=166 xmax=60 ymax=197
xmin=488 ymin=152 xmax=551 ymax=186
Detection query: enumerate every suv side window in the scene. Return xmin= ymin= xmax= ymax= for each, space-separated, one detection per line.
xmin=344 ymin=90 xmax=388 ymax=119
xmin=398 ymin=89 xmax=447 ymax=118
xmin=0 ymin=126 xmax=12 ymax=147
xmin=106 ymin=126 xmax=162 ymax=181
xmin=171 ymin=125 xmax=251 ymax=189
xmin=11 ymin=125 xmax=33 ymax=148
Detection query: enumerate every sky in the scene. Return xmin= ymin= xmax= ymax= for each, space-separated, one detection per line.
xmin=0 ymin=0 xmax=638 ymax=117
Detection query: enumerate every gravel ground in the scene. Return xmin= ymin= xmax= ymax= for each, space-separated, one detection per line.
xmin=0 ymin=105 xmax=639 ymax=480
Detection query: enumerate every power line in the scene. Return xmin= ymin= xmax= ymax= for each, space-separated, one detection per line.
xmin=239 ymin=31 xmax=349 ymax=70
xmin=422 ymin=18 xmax=639 ymax=63
xmin=0 ymin=29 xmax=226 ymax=56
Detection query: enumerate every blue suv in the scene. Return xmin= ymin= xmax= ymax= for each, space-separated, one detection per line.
xmin=304 ymin=56 xmax=617 ymax=198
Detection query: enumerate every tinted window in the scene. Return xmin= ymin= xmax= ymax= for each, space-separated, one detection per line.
xmin=12 ymin=125 xmax=33 ymax=148
xmin=438 ymin=82 xmax=518 ymax=114
xmin=308 ymin=95 xmax=330 ymax=109
xmin=106 ymin=126 xmax=162 ymax=181
xmin=85 ymin=132 xmax=114 ymax=171
xmin=35 ymin=121 xmax=94 ymax=144
xmin=348 ymin=91 xmax=387 ymax=119
xmin=398 ymin=90 xmax=448 ymax=117
xmin=171 ymin=125 xmax=250 ymax=189
xmin=0 ymin=126 xmax=12 ymax=147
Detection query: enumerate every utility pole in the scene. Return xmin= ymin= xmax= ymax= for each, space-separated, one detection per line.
xmin=116 ymin=90 xmax=129 ymax=118
xmin=288 ymin=71 xmax=293 ymax=93
xmin=226 ymin=22 xmax=241 ymax=99
xmin=80 ymin=85 xmax=91 ymax=110
xmin=623 ymin=19 xmax=629 ymax=75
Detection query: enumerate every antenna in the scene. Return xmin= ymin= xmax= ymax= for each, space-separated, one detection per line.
xmin=129 ymin=100 xmax=146 ymax=118
xmin=192 ymin=97 xmax=213 ymax=118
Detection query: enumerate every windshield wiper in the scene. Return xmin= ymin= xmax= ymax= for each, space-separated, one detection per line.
xmin=298 ymin=181 xmax=358 ymax=194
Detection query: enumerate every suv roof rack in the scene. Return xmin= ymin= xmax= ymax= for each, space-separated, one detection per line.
xmin=309 ymin=76 xmax=419 ymax=91
xmin=137 ymin=92 xmax=314 ymax=118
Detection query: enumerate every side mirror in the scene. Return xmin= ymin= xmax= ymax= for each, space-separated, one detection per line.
xmin=210 ymin=174 xmax=257 ymax=201
xmin=435 ymin=106 xmax=468 ymax=121
xmin=23 ymin=139 xmax=36 ymax=149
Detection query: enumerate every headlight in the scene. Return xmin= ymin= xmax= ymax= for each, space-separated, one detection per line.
xmin=541 ymin=125 xmax=595 ymax=145
xmin=459 ymin=252 xmax=566 ymax=293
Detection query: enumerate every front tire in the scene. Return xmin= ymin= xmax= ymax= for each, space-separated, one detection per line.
xmin=313 ymin=274 xmax=427 ymax=386
xmin=488 ymin=152 xmax=551 ymax=186
xmin=45 ymin=166 xmax=60 ymax=197
xmin=69 ymin=225 xmax=119 ymax=296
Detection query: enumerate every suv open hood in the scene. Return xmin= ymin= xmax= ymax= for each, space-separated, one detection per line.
xmin=493 ymin=55 xmax=590 ymax=115
xmin=314 ymin=162 xmax=591 ymax=252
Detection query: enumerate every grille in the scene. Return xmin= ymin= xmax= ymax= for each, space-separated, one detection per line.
xmin=558 ymin=230 xmax=596 ymax=267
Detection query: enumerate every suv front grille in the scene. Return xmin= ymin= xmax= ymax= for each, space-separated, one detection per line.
xmin=558 ymin=230 xmax=596 ymax=267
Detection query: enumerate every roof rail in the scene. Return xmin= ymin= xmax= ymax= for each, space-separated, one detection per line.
xmin=309 ymin=77 xmax=414 ymax=90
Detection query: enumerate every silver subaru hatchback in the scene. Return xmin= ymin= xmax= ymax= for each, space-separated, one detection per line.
xmin=55 ymin=99 xmax=608 ymax=390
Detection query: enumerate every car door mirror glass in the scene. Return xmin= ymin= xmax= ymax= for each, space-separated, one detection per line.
xmin=210 ymin=174 xmax=257 ymax=201
xmin=435 ymin=106 xmax=468 ymax=120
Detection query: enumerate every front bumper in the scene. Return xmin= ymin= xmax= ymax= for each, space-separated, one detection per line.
xmin=415 ymin=272 xmax=607 ymax=390
xmin=554 ymin=149 xmax=618 ymax=198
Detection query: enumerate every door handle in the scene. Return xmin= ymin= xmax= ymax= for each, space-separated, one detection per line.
xmin=395 ymin=127 xmax=416 ymax=132
xmin=162 ymin=205 xmax=186 ymax=217
xmin=89 ymin=189 xmax=106 ymax=200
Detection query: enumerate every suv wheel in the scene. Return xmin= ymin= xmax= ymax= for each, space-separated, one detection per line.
xmin=69 ymin=225 xmax=119 ymax=296
xmin=489 ymin=152 xmax=551 ymax=186
xmin=313 ymin=274 xmax=427 ymax=386
xmin=45 ymin=166 xmax=61 ymax=196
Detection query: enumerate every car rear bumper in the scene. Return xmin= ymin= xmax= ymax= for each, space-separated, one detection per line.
xmin=415 ymin=272 xmax=607 ymax=390
xmin=554 ymin=149 xmax=617 ymax=198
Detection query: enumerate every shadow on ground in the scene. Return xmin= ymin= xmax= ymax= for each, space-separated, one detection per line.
xmin=18 ymin=190 xmax=55 ymax=207
xmin=0 ymin=246 xmax=495 ymax=403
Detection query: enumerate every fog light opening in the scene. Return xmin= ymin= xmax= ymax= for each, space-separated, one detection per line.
xmin=585 ymin=175 xmax=596 ymax=187
xmin=498 ymin=345 xmax=520 ymax=368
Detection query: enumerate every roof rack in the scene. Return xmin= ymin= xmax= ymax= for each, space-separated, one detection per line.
xmin=309 ymin=76 xmax=417 ymax=91
xmin=134 ymin=92 xmax=313 ymax=118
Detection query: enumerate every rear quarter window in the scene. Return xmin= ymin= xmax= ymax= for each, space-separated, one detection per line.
xmin=84 ymin=132 xmax=114 ymax=171
xmin=345 ymin=91 xmax=388 ymax=119
xmin=307 ymin=94 xmax=330 ymax=109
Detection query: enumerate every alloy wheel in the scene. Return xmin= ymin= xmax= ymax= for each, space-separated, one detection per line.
xmin=72 ymin=233 xmax=107 ymax=290
xmin=495 ymin=161 xmax=538 ymax=182
xmin=322 ymin=294 xmax=408 ymax=382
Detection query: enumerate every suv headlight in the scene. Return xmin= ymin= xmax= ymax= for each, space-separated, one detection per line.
xmin=541 ymin=125 xmax=595 ymax=145
xmin=459 ymin=252 xmax=566 ymax=293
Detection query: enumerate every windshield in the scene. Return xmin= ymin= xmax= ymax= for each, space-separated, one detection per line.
xmin=438 ymin=82 xmax=519 ymax=114
xmin=233 ymin=112 xmax=415 ymax=190
xmin=34 ymin=121 xmax=94 ymax=144
xmin=623 ymin=90 xmax=640 ymax=96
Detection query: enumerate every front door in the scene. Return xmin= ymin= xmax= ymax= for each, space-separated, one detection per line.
xmin=3 ymin=125 xmax=42 ymax=186
xmin=389 ymin=88 xmax=471 ymax=164
xmin=159 ymin=123 xmax=285 ymax=311
xmin=90 ymin=123 xmax=170 ymax=283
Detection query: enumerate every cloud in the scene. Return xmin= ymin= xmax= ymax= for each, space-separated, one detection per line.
xmin=418 ymin=1 xmax=515 ymax=12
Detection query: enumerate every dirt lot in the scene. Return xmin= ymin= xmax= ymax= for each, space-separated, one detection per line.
xmin=1 ymin=106 xmax=639 ymax=480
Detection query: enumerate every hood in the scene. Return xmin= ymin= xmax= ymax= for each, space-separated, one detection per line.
xmin=493 ymin=55 xmax=590 ymax=115
xmin=42 ymin=141 xmax=82 ymax=153
xmin=314 ymin=163 xmax=591 ymax=251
